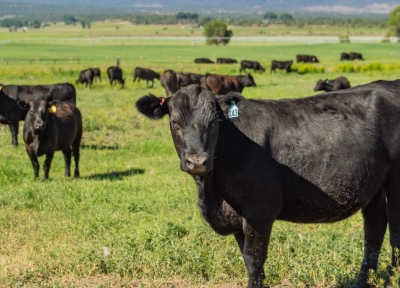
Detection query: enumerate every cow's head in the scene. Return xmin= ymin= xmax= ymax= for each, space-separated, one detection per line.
xmin=18 ymin=99 xmax=58 ymax=133
xmin=136 ymin=85 xmax=222 ymax=176
xmin=313 ymin=79 xmax=329 ymax=91
xmin=244 ymin=74 xmax=257 ymax=87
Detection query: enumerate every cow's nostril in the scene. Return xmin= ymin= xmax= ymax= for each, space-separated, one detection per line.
xmin=186 ymin=159 xmax=194 ymax=169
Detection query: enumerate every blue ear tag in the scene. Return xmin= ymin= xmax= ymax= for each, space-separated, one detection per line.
xmin=228 ymin=101 xmax=239 ymax=118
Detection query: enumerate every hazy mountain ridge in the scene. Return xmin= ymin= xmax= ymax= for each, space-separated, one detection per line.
xmin=0 ymin=0 xmax=398 ymax=16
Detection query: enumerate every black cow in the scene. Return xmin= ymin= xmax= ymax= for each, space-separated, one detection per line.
xmin=107 ymin=66 xmax=125 ymax=88
xmin=92 ymin=67 xmax=101 ymax=82
xmin=201 ymin=73 xmax=256 ymax=95
xmin=314 ymin=76 xmax=351 ymax=92
xmin=340 ymin=52 xmax=351 ymax=61
xmin=136 ymin=80 xmax=400 ymax=288
xmin=160 ymin=70 xmax=179 ymax=96
xmin=239 ymin=60 xmax=265 ymax=73
xmin=350 ymin=52 xmax=364 ymax=60
xmin=177 ymin=72 xmax=204 ymax=88
xmin=270 ymin=60 xmax=293 ymax=73
xmin=0 ymin=83 xmax=76 ymax=146
xmin=194 ymin=58 xmax=214 ymax=64
xmin=18 ymin=99 xmax=82 ymax=180
xmin=296 ymin=54 xmax=319 ymax=63
xmin=133 ymin=67 xmax=160 ymax=88
xmin=216 ymin=58 xmax=238 ymax=64
xmin=76 ymin=68 xmax=95 ymax=89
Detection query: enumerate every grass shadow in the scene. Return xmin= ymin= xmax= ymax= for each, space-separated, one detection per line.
xmin=81 ymin=144 xmax=119 ymax=150
xmin=84 ymin=168 xmax=145 ymax=181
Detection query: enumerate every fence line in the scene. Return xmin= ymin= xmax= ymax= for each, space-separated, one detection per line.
xmin=1 ymin=58 xmax=81 ymax=65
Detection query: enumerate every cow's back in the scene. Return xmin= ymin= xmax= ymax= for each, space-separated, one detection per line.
xmin=52 ymin=102 xmax=82 ymax=151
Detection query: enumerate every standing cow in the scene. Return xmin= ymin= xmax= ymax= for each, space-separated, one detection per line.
xmin=177 ymin=72 xmax=204 ymax=88
xmin=76 ymin=68 xmax=95 ymax=89
xmin=314 ymin=76 xmax=351 ymax=92
xmin=194 ymin=58 xmax=214 ymax=64
xmin=201 ymin=73 xmax=256 ymax=95
xmin=160 ymin=69 xmax=179 ymax=96
xmin=18 ymin=99 xmax=82 ymax=180
xmin=136 ymin=80 xmax=400 ymax=288
xmin=133 ymin=67 xmax=160 ymax=88
xmin=216 ymin=58 xmax=238 ymax=64
xmin=340 ymin=52 xmax=351 ymax=61
xmin=296 ymin=54 xmax=319 ymax=63
xmin=239 ymin=60 xmax=265 ymax=73
xmin=107 ymin=66 xmax=125 ymax=88
xmin=270 ymin=60 xmax=293 ymax=73
xmin=350 ymin=52 xmax=364 ymax=60
xmin=0 ymin=83 xmax=76 ymax=146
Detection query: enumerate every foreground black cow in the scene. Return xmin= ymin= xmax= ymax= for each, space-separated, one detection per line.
xmin=92 ymin=67 xmax=101 ymax=82
xmin=177 ymin=72 xmax=204 ymax=88
xmin=160 ymin=70 xmax=179 ymax=96
xmin=133 ymin=67 xmax=160 ymax=88
xmin=201 ymin=73 xmax=256 ymax=94
xmin=107 ymin=66 xmax=125 ymax=88
xmin=350 ymin=52 xmax=364 ymax=61
xmin=0 ymin=83 xmax=76 ymax=146
xmin=136 ymin=80 xmax=400 ymax=288
xmin=296 ymin=54 xmax=319 ymax=63
xmin=313 ymin=76 xmax=351 ymax=92
xmin=239 ymin=60 xmax=265 ymax=73
xmin=194 ymin=58 xmax=214 ymax=64
xmin=270 ymin=60 xmax=293 ymax=73
xmin=216 ymin=58 xmax=238 ymax=64
xmin=18 ymin=99 xmax=82 ymax=180
xmin=340 ymin=52 xmax=351 ymax=61
xmin=76 ymin=68 xmax=95 ymax=89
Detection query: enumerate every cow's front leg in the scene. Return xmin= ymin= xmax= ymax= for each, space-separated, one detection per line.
xmin=43 ymin=151 xmax=54 ymax=180
xmin=243 ymin=221 xmax=271 ymax=288
xmin=26 ymin=146 xmax=40 ymax=178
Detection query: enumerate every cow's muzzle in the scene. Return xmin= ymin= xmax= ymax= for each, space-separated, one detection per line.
xmin=34 ymin=122 xmax=45 ymax=131
xmin=184 ymin=154 xmax=208 ymax=175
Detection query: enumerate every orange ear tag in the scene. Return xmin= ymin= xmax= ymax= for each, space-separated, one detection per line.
xmin=160 ymin=98 xmax=165 ymax=105
xmin=48 ymin=105 xmax=57 ymax=113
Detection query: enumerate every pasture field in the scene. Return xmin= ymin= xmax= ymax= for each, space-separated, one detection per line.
xmin=0 ymin=29 xmax=400 ymax=287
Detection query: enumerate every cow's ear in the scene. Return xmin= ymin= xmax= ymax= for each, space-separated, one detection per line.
xmin=217 ymin=92 xmax=248 ymax=116
xmin=136 ymin=94 xmax=170 ymax=120
xmin=17 ymin=101 xmax=30 ymax=110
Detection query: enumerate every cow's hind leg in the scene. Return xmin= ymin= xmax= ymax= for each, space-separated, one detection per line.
xmin=61 ymin=147 xmax=72 ymax=177
xmin=353 ymin=189 xmax=387 ymax=288
xmin=384 ymin=167 xmax=400 ymax=288
xmin=71 ymin=130 xmax=82 ymax=178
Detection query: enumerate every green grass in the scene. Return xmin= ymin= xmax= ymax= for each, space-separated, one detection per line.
xmin=0 ymin=25 xmax=400 ymax=287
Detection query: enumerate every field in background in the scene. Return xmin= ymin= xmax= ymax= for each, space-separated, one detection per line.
xmin=0 ymin=24 xmax=400 ymax=287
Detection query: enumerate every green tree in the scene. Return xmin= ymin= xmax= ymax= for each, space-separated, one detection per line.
xmin=198 ymin=16 xmax=212 ymax=27
xmin=80 ymin=20 xmax=86 ymax=28
xmin=63 ymin=15 xmax=78 ymax=25
xmin=263 ymin=11 xmax=277 ymax=20
xmin=30 ymin=20 xmax=41 ymax=29
xmin=279 ymin=13 xmax=293 ymax=21
xmin=203 ymin=20 xmax=233 ymax=46
xmin=388 ymin=5 xmax=400 ymax=38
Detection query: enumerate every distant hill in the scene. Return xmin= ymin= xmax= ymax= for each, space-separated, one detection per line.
xmin=0 ymin=0 xmax=398 ymax=17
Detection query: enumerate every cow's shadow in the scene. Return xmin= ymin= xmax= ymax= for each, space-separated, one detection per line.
xmin=84 ymin=168 xmax=145 ymax=181
xmin=81 ymin=144 xmax=119 ymax=150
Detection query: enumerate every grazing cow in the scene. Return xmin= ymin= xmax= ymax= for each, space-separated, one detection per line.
xmin=92 ymin=67 xmax=101 ymax=82
xmin=350 ymin=52 xmax=364 ymax=60
xmin=18 ymin=99 xmax=82 ymax=180
xmin=201 ymin=73 xmax=256 ymax=94
xmin=76 ymin=68 xmax=95 ymax=89
xmin=296 ymin=54 xmax=319 ymax=63
xmin=136 ymin=80 xmax=400 ymax=288
xmin=239 ymin=60 xmax=265 ymax=73
xmin=194 ymin=58 xmax=214 ymax=64
xmin=216 ymin=58 xmax=238 ymax=64
xmin=177 ymin=72 xmax=204 ymax=88
xmin=270 ymin=60 xmax=293 ymax=73
xmin=340 ymin=52 xmax=351 ymax=61
xmin=0 ymin=83 xmax=76 ymax=146
xmin=314 ymin=76 xmax=351 ymax=92
xmin=133 ymin=67 xmax=160 ymax=88
xmin=160 ymin=70 xmax=179 ymax=96
xmin=107 ymin=66 xmax=125 ymax=88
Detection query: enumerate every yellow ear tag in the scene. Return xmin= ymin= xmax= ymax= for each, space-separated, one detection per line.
xmin=0 ymin=86 xmax=2 ymax=92
xmin=48 ymin=105 xmax=57 ymax=113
